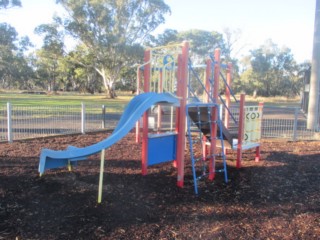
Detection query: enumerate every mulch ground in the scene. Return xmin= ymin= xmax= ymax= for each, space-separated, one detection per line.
xmin=0 ymin=131 xmax=319 ymax=239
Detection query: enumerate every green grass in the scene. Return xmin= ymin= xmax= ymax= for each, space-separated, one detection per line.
xmin=1 ymin=91 xmax=301 ymax=112
xmin=244 ymin=95 xmax=301 ymax=107
xmin=0 ymin=91 xmax=134 ymax=112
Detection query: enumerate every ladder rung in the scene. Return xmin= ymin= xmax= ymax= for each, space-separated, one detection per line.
xmin=194 ymin=157 xmax=207 ymax=162
xmin=215 ymin=170 xmax=226 ymax=173
xmin=189 ymin=129 xmax=202 ymax=132
xmin=196 ymin=173 xmax=207 ymax=180
xmin=203 ymin=153 xmax=224 ymax=159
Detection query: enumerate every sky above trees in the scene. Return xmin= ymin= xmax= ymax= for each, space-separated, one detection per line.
xmin=0 ymin=0 xmax=313 ymax=98
xmin=0 ymin=0 xmax=316 ymax=63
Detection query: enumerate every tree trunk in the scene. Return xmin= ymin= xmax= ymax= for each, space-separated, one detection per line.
xmin=96 ymin=67 xmax=117 ymax=99
xmin=106 ymin=84 xmax=117 ymax=98
xmin=307 ymin=0 xmax=320 ymax=130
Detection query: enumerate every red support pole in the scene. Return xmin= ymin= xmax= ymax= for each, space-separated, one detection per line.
xmin=209 ymin=49 xmax=221 ymax=180
xmin=176 ymin=41 xmax=189 ymax=188
xmin=213 ymin=49 xmax=220 ymax=102
xmin=236 ymin=94 xmax=245 ymax=169
xmin=225 ymin=62 xmax=232 ymax=128
xmin=205 ymin=59 xmax=212 ymax=103
xmin=173 ymin=54 xmax=183 ymax=169
xmin=201 ymin=58 xmax=212 ymax=161
xmin=141 ymin=50 xmax=151 ymax=175
xmin=255 ymin=146 xmax=260 ymax=162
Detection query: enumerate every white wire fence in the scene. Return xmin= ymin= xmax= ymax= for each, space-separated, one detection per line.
xmin=0 ymin=103 xmax=121 ymax=142
xmin=0 ymin=102 xmax=319 ymax=142
xmin=226 ymin=105 xmax=320 ymax=141
xmin=261 ymin=106 xmax=319 ymax=140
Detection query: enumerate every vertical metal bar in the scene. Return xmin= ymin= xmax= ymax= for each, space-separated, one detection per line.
xmin=170 ymin=106 xmax=174 ymax=131
xmin=135 ymin=68 xmax=142 ymax=143
xmin=186 ymin=105 xmax=199 ymax=195
xmin=237 ymin=94 xmax=245 ymax=169
xmin=217 ymin=105 xmax=228 ymax=183
xmin=209 ymin=105 xmax=216 ymax=181
xmin=81 ymin=102 xmax=85 ymax=134
xmin=293 ymin=107 xmax=299 ymax=141
xmin=7 ymin=102 xmax=12 ymax=142
xmin=157 ymin=71 xmax=163 ymax=131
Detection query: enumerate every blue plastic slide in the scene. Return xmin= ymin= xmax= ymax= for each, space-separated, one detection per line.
xmin=38 ymin=92 xmax=180 ymax=175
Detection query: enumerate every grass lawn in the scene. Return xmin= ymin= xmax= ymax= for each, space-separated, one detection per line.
xmin=0 ymin=90 xmax=302 ymax=111
xmin=245 ymin=95 xmax=301 ymax=107
xmin=0 ymin=91 xmax=134 ymax=112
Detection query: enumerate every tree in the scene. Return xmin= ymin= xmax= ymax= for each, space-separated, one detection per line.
xmin=34 ymin=23 xmax=65 ymax=91
xmin=65 ymin=45 xmax=103 ymax=93
xmin=0 ymin=0 xmax=21 ymax=9
xmin=148 ymin=28 xmax=227 ymax=63
xmin=55 ymin=0 xmax=171 ymax=98
xmin=177 ymin=29 xmax=226 ymax=61
xmin=146 ymin=28 xmax=178 ymax=46
xmin=240 ymin=40 xmax=299 ymax=97
xmin=154 ymin=29 xmax=226 ymax=57
xmin=0 ymin=23 xmax=34 ymax=89
xmin=222 ymin=27 xmax=249 ymax=61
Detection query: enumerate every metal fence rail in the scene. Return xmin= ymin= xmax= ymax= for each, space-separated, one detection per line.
xmin=11 ymin=105 xmax=80 ymax=140
xmin=0 ymin=104 xmax=6 ymax=141
xmin=0 ymin=103 xmax=319 ymax=142
xmin=0 ymin=103 xmax=121 ymax=142
xmin=261 ymin=106 xmax=319 ymax=140
xmin=225 ymin=105 xmax=319 ymax=141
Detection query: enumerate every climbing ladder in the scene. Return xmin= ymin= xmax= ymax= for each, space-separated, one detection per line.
xmin=186 ymin=103 xmax=228 ymax=194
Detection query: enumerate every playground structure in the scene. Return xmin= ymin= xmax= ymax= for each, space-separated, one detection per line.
xmin=38 ymin=41 xmax=263 ymax=202
xmin=135 ymin=41 xmax=263 ymax=191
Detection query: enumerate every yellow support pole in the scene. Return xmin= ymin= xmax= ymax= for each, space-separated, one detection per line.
xmin=98 ymin=149 xmax=106 ymax=204
xmin=67 ymin=160 xmax=72 ymax=172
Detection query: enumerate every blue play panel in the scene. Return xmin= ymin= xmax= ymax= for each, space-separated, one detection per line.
xmin=147 ymin=133 xmax=177 ymax=166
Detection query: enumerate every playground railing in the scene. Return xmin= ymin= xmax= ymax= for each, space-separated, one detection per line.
xmin=0 ymin=103 xmax=319 ymax=142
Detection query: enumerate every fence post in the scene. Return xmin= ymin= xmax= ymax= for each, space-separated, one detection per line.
xmin=81 ymin=102 xmax=85 ymax=134
xmin=7 ymin=102 xmax=13 ymax=142
xmin=102 ymin=105 xmax=106 ymax=129
xmin=293 ymin=107 xmax=298 ymax=141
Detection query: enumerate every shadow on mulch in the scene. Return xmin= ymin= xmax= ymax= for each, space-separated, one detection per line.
xmin=0 ymin=133 xmax=319 ymax=239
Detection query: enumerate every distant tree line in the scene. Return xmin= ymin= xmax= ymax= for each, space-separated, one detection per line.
xmin=0 ymin=0 xmax=311 ymax=98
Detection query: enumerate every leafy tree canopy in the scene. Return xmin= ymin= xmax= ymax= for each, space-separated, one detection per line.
xmin=0 ymin=0 xmax=21 ymax=9
xmin=240 ymin=39 xmax=300 ymax=97
xmin=148 ymin=28 xmax=226 ymax=58
xmin=54 ymin=0 xmax=171 ymax=97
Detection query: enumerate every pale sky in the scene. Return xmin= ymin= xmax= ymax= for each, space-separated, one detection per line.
xmin=0 ymin=0 xmax=316 ymax=63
